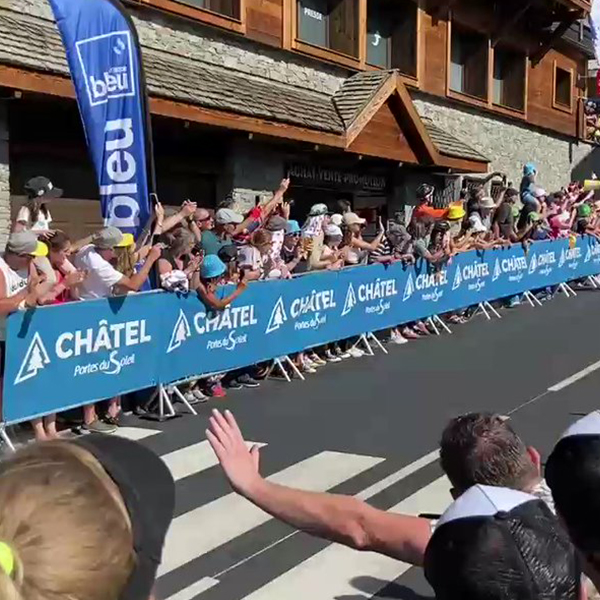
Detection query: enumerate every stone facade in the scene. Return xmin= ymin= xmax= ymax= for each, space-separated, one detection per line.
xmin=413 ymin=94 xmax=598 ymax=192
xmin=0 ymin=101 xmax=10 ymax=249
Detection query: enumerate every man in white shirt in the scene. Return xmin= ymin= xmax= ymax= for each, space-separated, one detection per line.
xmin=73 ymin=226 xmax=162 ymax=432
xmin=74 ymin=227 xmax=161 ymax=300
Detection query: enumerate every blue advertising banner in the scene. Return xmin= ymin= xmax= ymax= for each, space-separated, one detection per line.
xmin=48 ymin=0 xmax=154 ymax=237
xmin=4 ymin=236 xmax=600 ymax=424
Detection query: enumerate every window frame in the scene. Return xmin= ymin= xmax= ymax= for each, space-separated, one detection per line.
xmin=491 ymin=45 xmax=528 ymax=116
xmin=292 ymin=0 xmax=363 ymax=66
xmin=364 ymin=0 xmax=421 ymax=83
xmin=553 ymin=61 xmax=574 ymax=114
xmin=138 ymin=0 xmax=246 ymax=34
xmin=446 ymin=20 xmax=490 ymax=105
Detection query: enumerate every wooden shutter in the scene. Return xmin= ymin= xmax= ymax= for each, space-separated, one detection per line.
xmin=329 ymin=0 xmax=357 ymax=56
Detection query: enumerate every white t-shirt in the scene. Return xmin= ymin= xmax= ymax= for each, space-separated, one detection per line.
xmin=17 ymin=206 xmax=52 ymax=232
xmin=73 ymin=245 xmax=124 ymax=300
xmin=0 ymin=256 xmax=28 ymax=341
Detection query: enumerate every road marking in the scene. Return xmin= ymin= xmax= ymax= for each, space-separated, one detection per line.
xmin=240 ymin=476 xmax=451 ymax=600
xmin=548 ymin=359 xmax=600 ymax=392
xmin=164 ymin=577 xmax=220 ymax=600
xmin=158 ymin=451 xmax=383 ymax=577
xmin=114 ymin=427 xmax=161 ymax=441
xmin=161 ymin=441 xmax=266 ymax=482
xmin=356 ymin=450 xmax=438 ymax=500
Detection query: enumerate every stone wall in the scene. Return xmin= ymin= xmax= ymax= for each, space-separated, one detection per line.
xmin=0 ymin=102 xmax=10 ymax=249
xmin=413 ymin=94 xmax=598 ymax=191
xmin=8 ymin=0 xmax=347 ymax=96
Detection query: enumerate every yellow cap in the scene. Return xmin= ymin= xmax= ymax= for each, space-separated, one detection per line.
xmin=32 ymin=241 xmax=48 ymax=258
xmin=116 ymin=233 xmax=135 ymax=248
xmin=584 ymin=180 xmax=600 ymax=191
xmin=0 ymin=542 xmax=15 ymax=578
xmin=447 ymin=205 xmax=466 ymax=221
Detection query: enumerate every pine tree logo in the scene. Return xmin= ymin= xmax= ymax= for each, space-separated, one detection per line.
xmin=452 ymin=266 xmax=463 ymax=291
xmin=341 ymin=284 xmax=357 ymax=316
xmin=167 ymin=309 xmax=191 ymax=354
xmin=493 ymin=259 xmax=502 ymax=282
xmin=528 ymin=254 xmax=538 ymax=275
xmin=265 ymin=297 xmax=287 ymax=334
xmin=559 ymin=248 xmax=566 ymax=268
xmin=15 ymin=332 xmax=50 ymax=385
xmin=402 ymin=273 xmax=415 ymax=302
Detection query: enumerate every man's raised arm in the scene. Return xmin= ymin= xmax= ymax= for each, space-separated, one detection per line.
xmin=206 ymin=409 xmax=432 ymax=566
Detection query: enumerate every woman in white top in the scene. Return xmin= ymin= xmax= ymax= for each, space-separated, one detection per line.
xmin=342 ymin=212 xmax=385 ymax=266
xmin=14 ymin=176 xmax=64 ymax=285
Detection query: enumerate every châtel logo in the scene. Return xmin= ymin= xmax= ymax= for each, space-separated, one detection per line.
xmin=15 ymin=332 xmax=51 ymax=384
xmin=402 ymin=273 xmax=415 ymax=302
xmin=266 ymin=297 xmax=287 ymax=334
xmin=167 ymin=310 xmax=191 ymax=353
xmin=528 ymin=254 xmax=538 ymax=275
xmin=341 ymin=284 xmax=357 ymax=316
xmin=452 ymin=267 xmax=463 ymax=291
xmin=559 ymin=249 xmax=566 ymax=268
xmin=493 ymin=259 xmax=502 ymax=282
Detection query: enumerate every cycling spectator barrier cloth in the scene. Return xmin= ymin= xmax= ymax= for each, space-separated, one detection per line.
xmin=4 ymin=235 xmax=600 ymax=424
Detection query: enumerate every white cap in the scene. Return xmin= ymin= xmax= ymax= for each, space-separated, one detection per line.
xmin=330 ymin=214 xmax=343 ymax=227
xmin=436 ymin=485 xmax=536 ymax=530
xmin=324 ymin=224 xmax=342 ymax=237
xmin=559 ymin=411 xmax=600 ymax=440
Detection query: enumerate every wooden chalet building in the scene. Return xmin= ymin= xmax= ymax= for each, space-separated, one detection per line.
xmin=0 ymin=0 xmax=596 ymax=240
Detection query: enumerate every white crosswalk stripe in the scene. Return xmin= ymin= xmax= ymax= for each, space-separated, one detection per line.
xmin=158 ymin=450 xmax=384 ymax=577
xmin=56 ymin=425 xmax=447 ymax=600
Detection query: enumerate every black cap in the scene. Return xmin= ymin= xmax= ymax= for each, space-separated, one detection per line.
xmin=424 ymin=485 xmax=580 ymax=600
xmin=24 ymin=176 xmax=63 ymax=200
xmin=416 ymin=183 xmax=434 ymax=201
xmin=218 ymin=244 xmax=238 ymax=264
xmin=73 ymin=435 xmax=175 ymax=600
xmin=546 ymin=411 xmax=600 ymax=557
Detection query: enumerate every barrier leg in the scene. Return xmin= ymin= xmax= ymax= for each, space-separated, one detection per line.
xmin=483 ymin=301 xmax=502 ymax=319
xmin=433 ymin=314 xmax=453 ymax=334
xmin=558 ymin=282 xmax=577 ymax=298
xmin=0 ymin=423 xmax=15 ymax=453
xmin=587 ymin=276 xmax=599 ymax=289
xmin=159 ymin=385 xmax=177 ymax=419
xmin=285 ymin=356 xmax=306 ymax=381
xmin=523 ymin=291 xmax=542 ymax=307
xmin=367 ymin=332 xmax=388 ymax=355
xmin=475 ymin=303 xmax=491 ymax=320
xmin=353 ymin=334 xmax=374 ymax=356
xmin=426 ymin=317 xmax=440 ymax=335
xmin=271 ymin=358 xmax=292 ymax=382
xmin=171 ymin=386 xmax=198 ymax=416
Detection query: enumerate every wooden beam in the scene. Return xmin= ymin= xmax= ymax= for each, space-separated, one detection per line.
xmin=0 ymin=66 xmax=75 ymax=99
xmin=436 ymin=154 xmax=488 ymax=173
xmin=344 ymin=73 xmax=398 ymax=147
xmin=491 ymin=2 xmax=532 ymax=48
xmin=531 ymin=16 xmax=579 ymax=66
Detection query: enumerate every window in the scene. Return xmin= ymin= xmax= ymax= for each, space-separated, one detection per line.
xmin=450 ymin=25 xmax=488 ymax=100
xmin=492 ymin=48 xmax=526 ymax=111
xmin=554 ymin=65 xmax=573 ymax=110
xmin=297 ymin=0 xmax=358 ymax=57
xmin=176 ymin=0 xmax=240 ymax=19
xmin=366 ymin=0 xmax=417 ymax=77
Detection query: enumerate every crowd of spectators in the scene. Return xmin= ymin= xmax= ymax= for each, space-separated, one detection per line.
xmin=1 ymin=164 xmax=599 ymax=440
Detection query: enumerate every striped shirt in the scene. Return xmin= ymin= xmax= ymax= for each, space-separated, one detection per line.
xmin=369 ymin=234 xmax=393 ymax=264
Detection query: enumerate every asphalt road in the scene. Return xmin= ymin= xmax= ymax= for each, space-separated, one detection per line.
xmin=119 ymin=289 xmax=600 ymax=600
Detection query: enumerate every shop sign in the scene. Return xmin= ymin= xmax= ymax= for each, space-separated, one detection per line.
xmin=287 ymin=164 xmax=388 ymax=191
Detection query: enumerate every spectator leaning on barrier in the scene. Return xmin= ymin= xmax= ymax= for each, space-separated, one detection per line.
xmin=73 ymin=227 xmax=162 ymax=433
xmin=157 ymin=229 xmax=202 ymax=293
xmin=343 ymin=212 xmax=384 ymax=266
xmin=0 ymin=436 xmax=174 ymax=600
xmin=280 ymin=220 xmax=307 ymax=274
xmin=207 ymin=410 xmax=559 ymax=572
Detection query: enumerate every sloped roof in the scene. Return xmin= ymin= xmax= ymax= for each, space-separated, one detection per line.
xmin=332 ymin=70 xmax=390 ymax=128
xmin=0 ymin=8 xmax=488 ymax=165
